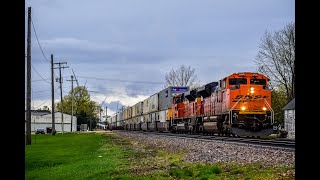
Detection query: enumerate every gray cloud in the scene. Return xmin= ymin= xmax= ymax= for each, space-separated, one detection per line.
xmin=27 ymin=0 xmax=294 ymax=110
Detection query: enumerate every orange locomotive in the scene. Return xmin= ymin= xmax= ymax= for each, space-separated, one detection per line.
xmin=170 ymin=72 xmax=274 ymax=137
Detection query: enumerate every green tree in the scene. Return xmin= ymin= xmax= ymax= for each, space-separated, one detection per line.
xmin=56 ymin=86 xmax=100 ymax=129
xmin=164 ymin=65 xmax=200 ymax=89
xmin=255 ymin=22 xmax=295 ymax=124
xmin=255 ymin=22 xmax=295 ymax=103
xmin=271 ymin=86 xmax=287 ymax=124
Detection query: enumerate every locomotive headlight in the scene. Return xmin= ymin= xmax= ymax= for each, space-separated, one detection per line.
xmin=241 ymin=106 xmax=246 ymax=111
xmin=250 ymin=87 xmax=254 ymax=94
xmin=262 ymin=107 xmax=267 ymax=111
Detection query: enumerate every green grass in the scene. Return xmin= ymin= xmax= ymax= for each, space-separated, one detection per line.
xmin=26 ymin=132 xmax=136 ymax=179
xmin=26 ymin=132 xmax=295 ymax=180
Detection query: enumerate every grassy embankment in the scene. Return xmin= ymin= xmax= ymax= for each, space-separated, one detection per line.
xmin=26 ymin=132 xmax=294 ymax=179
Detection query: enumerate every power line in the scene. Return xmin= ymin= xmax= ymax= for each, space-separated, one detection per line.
xmin=32 ymin=76 xmax=68 ymax=82
xmin=27 ymin=89 xmax=51 ymax=94
xmin=33 ymin=97 xmax=51 ymax=109
xmin=30 ymin=19 xmax=59 ymax=79
xmin=77 ymin=76 xmax=165 ymax=84
xmin=55 ymin=87 xmax=61 ymax=96
xmin=71 ymin=69 xmax=79 ymax=87
xmin=32 ymin=94 xmax=53 ymax=99
xmin=31 ymin=64 xmax=51 ymax=84
xmin=31 ymin=19 xmax=49 ymax=63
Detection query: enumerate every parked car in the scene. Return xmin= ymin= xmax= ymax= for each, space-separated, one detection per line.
xmin=35 ymin=128 xmax=45 ymax=134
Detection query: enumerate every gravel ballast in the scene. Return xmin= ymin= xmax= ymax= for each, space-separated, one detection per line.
xmin=114 ymin=131 xmax=295 ymax=167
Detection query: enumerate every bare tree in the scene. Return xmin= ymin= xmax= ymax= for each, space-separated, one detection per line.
xmin=165 ymin=65 xmax=200 ymax=89
xmin=255 ymin=22 xmax=295 ymax=103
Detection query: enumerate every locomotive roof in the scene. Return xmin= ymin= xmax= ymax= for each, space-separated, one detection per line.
xmin=223 ymin=72 xmax=270 ymax=81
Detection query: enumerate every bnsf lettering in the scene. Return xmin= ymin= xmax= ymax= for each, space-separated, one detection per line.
xmin=253 ymin=95 xmax=262 ymax=99
xmin=232 ymin=95 xmax=269 ymax=102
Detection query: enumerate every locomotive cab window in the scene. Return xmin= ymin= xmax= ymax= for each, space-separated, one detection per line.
xmin=250 ymin=79 xmax=266 ymax=86
xmin=228 ymin=78 xmax=247 ymax=85
xmin=219 ymin=79 xmax=226 ymax=89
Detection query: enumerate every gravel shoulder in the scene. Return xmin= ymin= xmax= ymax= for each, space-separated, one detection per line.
xmin=114 ymin=131 xmax=295 ymax=167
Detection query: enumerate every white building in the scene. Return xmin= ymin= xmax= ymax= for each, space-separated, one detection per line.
xmin=25 ymin=111 xmax=77 ymax=133
xmin=283 ymin=98 xmax=295 ymax=139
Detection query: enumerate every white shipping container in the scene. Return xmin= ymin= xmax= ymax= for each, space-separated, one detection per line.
xmin=137 ymin=101 xmax=143 ymax=116
xmin=111 ymin=115 xmax=117 ymax=123
xmin=143 ymin=98 xmax=149 ymax=115
xmin=132 ymin=104 xmax=137 ymax=117
xmin=128 ymin=107 xmax=132 ymax=119
xmin=139 ymin=115 xmax=144 ymax=123
xmin=131 ymin=117 xmax=136 ymax=124
xmin=117 ymin=112 xmax=120 ymax=122
xmin=144 ymin=114 xmax=150 ymax=123
xmin=148 ymin=93 xmax=159 ymax=113
xmin=107 ymin=117 xmax=112 ymax=123
xmin=124 ymin=107 xmax=128 ymax=120
xmin=132 ymin=101 xmax=143 ymax=117
xmin=124 ymin=107 xmax=132 ymax=120
xmin=119 ymin=111 xmax=124 ymax=122
xmin=159 ymin=110 xmax=167 ymax=123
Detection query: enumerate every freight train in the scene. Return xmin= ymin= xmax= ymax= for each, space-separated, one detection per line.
xmin=107 ymin=72 xmax=274 ymax=137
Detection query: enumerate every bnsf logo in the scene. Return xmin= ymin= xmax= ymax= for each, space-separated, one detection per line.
xmin=232 ymin=95 xmax=269 ymax=102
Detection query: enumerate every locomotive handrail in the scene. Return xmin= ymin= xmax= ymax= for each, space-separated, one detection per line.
xmin=229 ymin=97 xmax=242 ymax=123
xmin=263 ymin=98 xmax=274 ymax=124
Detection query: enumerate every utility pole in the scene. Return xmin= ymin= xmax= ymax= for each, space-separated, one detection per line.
xmin=26 ymin=7 xmax=32 ymax=145
xmin=54 ymin=62 xmax=69 ymax=134
xmin=105 ymin=106 xmax=108 ymax=129
xmin=116 ymin=103 xmax=119 ymax=128
xmin=90 ymin=117 xmax=92 ymax=131
xmin=67 ymin=76 xmax=76 ymax=132
xmin=100 ymin=96 xmax=107 ymax=123
xmin=106 ymin=106 xmax=108 ymax=121
xmin=51 ymin=54 xmax=56 ymax=135
xmin=100 ymin=107 xmax=102 ymax=123
xmin=72 ymin=69 xmax=79 ymax=87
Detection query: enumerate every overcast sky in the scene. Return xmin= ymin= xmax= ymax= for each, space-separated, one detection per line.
xmin=25 ymin=0 xmax=295 ymax=116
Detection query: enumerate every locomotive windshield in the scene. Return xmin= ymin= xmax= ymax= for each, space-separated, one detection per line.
xmin=250 ymin=79 xmax=266 ymax=86
xmin=228 ymin=78 xmax=247 ymax=85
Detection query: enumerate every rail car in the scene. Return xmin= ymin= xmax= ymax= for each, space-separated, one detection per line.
xmin=108 ymin=86 xmax=189 ymax=131
xmin=107 ymin=72 xmax=274 ymax=137
xmin=170 ymin=72 xmax=274 ymax=137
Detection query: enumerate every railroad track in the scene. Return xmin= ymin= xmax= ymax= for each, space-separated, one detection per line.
xmin=116 ymin=130 xmax=295 ymax=150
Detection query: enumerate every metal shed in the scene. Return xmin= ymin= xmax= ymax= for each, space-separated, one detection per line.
xmin=283 ymin=98 xmax=295 ymax=139
xmin=25 ymin=112 xmax=77 ymax=133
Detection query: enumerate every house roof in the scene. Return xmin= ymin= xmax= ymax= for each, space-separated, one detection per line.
xmin=25 ymin=110 xmax=51 ymax=113
xmin=283 ymin=98 xmax=295 ymax=110
xmin=25 ymin=110 xmax=51 ymax=116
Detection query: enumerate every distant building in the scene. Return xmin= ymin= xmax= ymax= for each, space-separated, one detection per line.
xmin=25 ymin=110 xmax=51 ymax=116
xmin=25 ymin=111 xmax=77 ymax=133
xmin=283 ymin=98 xmax=295 ymax=139
xmin=97 ymin=122 xmax=107 ymax=130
